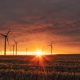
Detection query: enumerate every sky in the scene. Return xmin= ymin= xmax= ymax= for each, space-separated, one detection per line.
xmin=0 ymin=0 xmax=80 ymax=54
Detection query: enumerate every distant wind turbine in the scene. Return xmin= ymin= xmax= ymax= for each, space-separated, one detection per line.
xmin=14 ymin=40 xmax=18 ymax=55
xmin=48 ymin=41 xmax=53 ymax=55
xmin=0 ymin=31 xmax=10 ymax=55
xmin=12 ymin=44 xmax=15 ymax=55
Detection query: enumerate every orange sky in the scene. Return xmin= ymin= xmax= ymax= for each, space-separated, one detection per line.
xmin=0 ymin=0 xmax=80 ymax=55
xmin=0 ymin=31 xmax=80 ymax=55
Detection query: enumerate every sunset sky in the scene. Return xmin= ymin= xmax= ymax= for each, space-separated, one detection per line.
xmin=0 ymin=0 xmax=80 ymax=54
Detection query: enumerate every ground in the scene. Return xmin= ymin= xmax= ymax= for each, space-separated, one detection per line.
xmin=0 ymin=54 xmax=80 ymax=80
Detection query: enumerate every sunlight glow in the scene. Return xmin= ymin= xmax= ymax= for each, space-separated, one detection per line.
xmin=0 ymin=50 xmax=51 ymax=55
xmin=35 ymin=49 xmax=43 ymax=56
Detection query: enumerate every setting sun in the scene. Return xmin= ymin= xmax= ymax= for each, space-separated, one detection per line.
xmin=35 ymin=49 xmax=43 ymax=56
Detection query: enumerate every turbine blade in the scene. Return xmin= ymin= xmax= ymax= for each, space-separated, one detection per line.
xmin=0 ymin=33 xmax=5 ymax=37
xmin=48 ymin=45 xmax=51 ymax=46
xmin=14 ymin=39 xmax=17 ymax=44
xmin=6 ymin=37 xmax=10 ymax=46
xmin=7 ymin=31 xmax=10 ymax=36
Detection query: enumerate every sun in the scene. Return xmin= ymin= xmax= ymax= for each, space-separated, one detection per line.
xmin=35 ymin=49 xmax=43 ymax=56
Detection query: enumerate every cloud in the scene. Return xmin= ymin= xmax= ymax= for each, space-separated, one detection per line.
xmin=0 ymin=0 xmax=80 ymax=53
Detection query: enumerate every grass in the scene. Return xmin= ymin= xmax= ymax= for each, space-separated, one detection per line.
xmin=0 ymin=54 xmax=80 ymax=80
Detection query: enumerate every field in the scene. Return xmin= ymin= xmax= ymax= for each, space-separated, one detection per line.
xmin=0 ymin=54 xmax=80 ymax=80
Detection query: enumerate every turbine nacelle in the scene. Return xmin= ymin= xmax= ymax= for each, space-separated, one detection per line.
xmin=0 ymin=31 xmax=10 ymax=37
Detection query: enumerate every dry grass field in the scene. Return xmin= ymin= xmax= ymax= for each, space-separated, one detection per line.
xmin=0 ymin=54 xmax=80 ymax=80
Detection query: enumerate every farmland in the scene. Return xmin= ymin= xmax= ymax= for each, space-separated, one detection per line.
xmin=0 ymin=54 xmax=80 ymax=80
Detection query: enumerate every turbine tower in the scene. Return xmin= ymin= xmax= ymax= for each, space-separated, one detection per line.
xmin=49 ymin=41 xmax=53 ymax=55
xmin=14 ymin=40 xmax=18 ymax=55
xmin=0 ymin=31 xmax=10 ymax=55
xmin=12 ymin=44 xmax=15 ymax=55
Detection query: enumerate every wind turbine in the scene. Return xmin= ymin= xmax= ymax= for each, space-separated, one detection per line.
xmin=14 ymin=40 xmax=18 ymax=55
xmin=48 ymin=41 xmax=53 ymax=55
xmin=0 ymin=31 xmax=10 ymax=55
xmin=12 ymin=44 xmax=15 ymax=55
